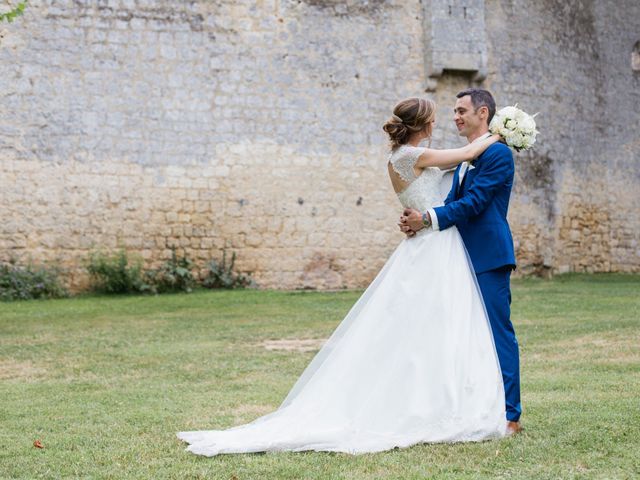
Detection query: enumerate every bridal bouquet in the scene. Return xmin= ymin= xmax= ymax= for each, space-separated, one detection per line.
xmin=489 ymin=104 xmax=539 ymax=151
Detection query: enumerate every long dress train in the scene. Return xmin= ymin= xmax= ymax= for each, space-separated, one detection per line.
xmin=177 ymin=145 xmax=506 ymax=456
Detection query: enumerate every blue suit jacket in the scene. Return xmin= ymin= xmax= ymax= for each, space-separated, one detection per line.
xmin=433 ymin=142 xmax=516 ymax=274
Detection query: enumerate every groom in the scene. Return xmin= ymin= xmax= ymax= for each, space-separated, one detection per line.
xmin=399 ymin=88 xmax=522 ymax=434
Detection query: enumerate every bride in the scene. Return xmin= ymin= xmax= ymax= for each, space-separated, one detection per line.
xmin=177 ymin=97 xmax=507 ymax=456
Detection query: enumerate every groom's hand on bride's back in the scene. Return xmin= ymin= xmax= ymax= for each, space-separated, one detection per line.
xmin=399 ymin=208 xmax=423 ymax=237
xmin=398 ymin=223 xmax=416 ymax=237
xmin=397 ymin=215 xmax=413 ymax=237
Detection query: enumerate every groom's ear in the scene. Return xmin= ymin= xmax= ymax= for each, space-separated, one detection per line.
xmin=478 ymin=105 xmax=489 ymax=122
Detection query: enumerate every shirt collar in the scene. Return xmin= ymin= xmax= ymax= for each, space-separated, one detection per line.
xmin=471 ymin=132 xmax=492 ymax=144
xmin=465 ymin=132 xmax=491 ymax=167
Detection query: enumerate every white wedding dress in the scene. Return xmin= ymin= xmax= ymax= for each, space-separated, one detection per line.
xmin=177 ymin=145 xmax=507 ymax=456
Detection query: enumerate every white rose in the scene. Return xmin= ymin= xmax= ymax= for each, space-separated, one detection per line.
xmin=515 ymin=132 xmax=526 ymax=148
xmin=489 ymin=115 xmax=504 ymax=132
xmin=498 ymin=106 xmax=519 ymax=118
xmin=518 ymin=132 xmax=528 ymax=145
xmin=519 ymin=115 xmax=536 ymax=133
xmin=513 ymin=109 xmax=526 ymax=122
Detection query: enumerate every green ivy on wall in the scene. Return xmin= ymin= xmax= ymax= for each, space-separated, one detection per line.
xmin=1 ymin=1 xmax=27 ymax=23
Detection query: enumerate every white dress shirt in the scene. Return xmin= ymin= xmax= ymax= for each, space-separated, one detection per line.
xmin=427 ymin=132 xmax=492 ymax=231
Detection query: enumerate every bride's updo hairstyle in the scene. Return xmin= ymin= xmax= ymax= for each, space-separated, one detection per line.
xmin=383 ymin=97 xmax=436 ymax=150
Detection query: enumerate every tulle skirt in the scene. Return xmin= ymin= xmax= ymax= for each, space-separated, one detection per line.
xmin=177 ymin=226 xmax=506 ymax=456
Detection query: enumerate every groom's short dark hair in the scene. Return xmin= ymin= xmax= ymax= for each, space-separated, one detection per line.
xmin=456 ymin=88 xmax=496 ymax=125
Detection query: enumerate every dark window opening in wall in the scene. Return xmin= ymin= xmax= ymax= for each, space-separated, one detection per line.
xmin=632 ymin=41 xmax=640 ymax=71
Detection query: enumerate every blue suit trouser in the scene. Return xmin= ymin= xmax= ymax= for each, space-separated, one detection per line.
xmin=476 ymin=267 xmax=522 ymax=422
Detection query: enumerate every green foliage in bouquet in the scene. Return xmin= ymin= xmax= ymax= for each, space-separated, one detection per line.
xmin=0 ymin=1 xmax=27 ymax=23
xmin=86 ymin=249 xmax=153 ymax=294
xmin=201 ymin=250 xmax=256 ymax=289
xmin=0 ymin=259 xmax=68 ymax=301
xmin=145 ymin=246 xmax=195 ymax=293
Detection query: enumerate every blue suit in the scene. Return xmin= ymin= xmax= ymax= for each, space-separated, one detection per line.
xmin=433 ymin=142 xmax=521 ymax=422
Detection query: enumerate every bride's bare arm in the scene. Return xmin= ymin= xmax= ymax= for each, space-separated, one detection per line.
xmin=414 ymin=134 xmax=501 ymax=170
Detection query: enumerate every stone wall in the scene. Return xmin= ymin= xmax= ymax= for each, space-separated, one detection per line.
xmin=0 ymin=0 xmax=638 ymax=290
xmin=483 ymin=0 xmax=640 ymax=274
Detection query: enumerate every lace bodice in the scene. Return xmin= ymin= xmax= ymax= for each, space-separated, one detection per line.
xmin=389 ymin=145 xmax=446 ymax=211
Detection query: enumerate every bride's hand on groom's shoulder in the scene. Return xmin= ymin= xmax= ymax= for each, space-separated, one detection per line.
xmin=496 ymin=134 xmax=508 ymax=145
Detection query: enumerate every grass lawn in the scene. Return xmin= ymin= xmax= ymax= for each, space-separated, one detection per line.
xmin=1 ymin=274 xmax=639 ymax=479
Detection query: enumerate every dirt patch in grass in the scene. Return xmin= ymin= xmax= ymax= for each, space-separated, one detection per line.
xmin=258 ymin=338 xmax=327 ymax=352
xmin=0 ymin=332 xmax=58 ymax=347
xmin=0 ymin=359 xmax=47 ymax=380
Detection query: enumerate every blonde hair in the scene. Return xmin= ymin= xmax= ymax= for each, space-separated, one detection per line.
xmin=382 ymin=97 xmax=436 ymax=150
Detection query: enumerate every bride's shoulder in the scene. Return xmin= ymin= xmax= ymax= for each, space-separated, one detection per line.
xmin=389 ymin=145 xmax=425 ymax=182
xmin=389 ymin=144 xmax=425 ymax=161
